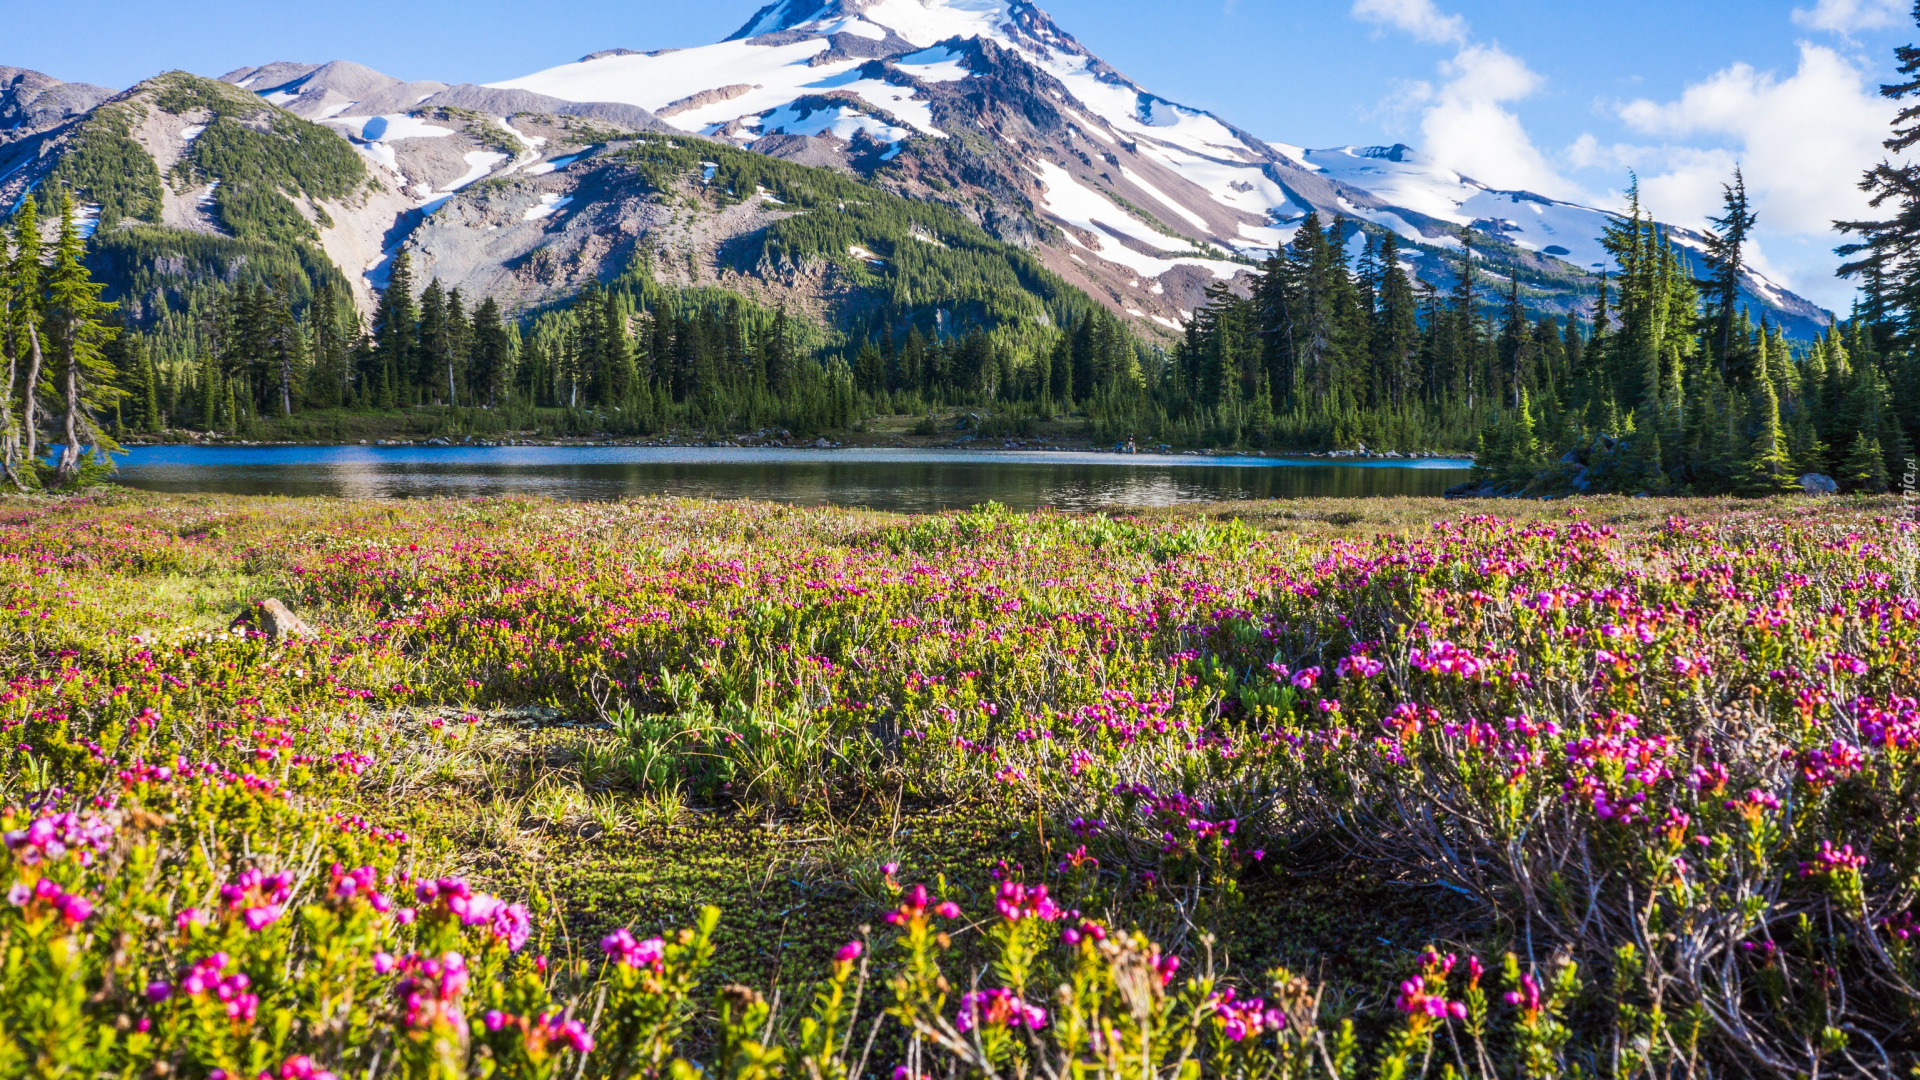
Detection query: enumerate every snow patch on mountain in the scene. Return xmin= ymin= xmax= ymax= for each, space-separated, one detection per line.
xmin=812 ymin=73 xmax=945 ymax=136
xmin=447 ymin=151 xmax=509 ymax=191
xmin=733 ymin=1 xmax=830 ymax=39
xmin=524 ymin=192 xmax=572 ymax=220
xmin=523 ymin=153 xmax=580 ymax=177
xmin=752 ymin=101 xmax=914 ymax=144
xmin=1303 ymin=145 xmax=1614 ymax=268
xmin=893 ymin=46 xmax=971 ymax=83
xmin=493 ymin=34 xmax=951 ymax=158
xmin=492 ymin=39 xmax=847 ymax=126
xmin=343 ymin=114 xmax=457 ymax=141
xmin=848 ymin=0 xmax=1015 ymax=44
xmin=1034 ymin=161 xmax=1241 ymax=281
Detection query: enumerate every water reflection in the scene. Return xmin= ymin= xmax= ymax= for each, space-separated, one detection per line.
xmin=112 ymin=446 xmax=1474 ymax=512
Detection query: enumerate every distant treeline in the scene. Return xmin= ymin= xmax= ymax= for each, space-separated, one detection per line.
xmin=1119 ymin=175 xmax=1914 ymax=493
xmin=9 ymin=155 xmax=1917 ymax=486
xmin=100 ymin=242 xmax=1155 ymax=442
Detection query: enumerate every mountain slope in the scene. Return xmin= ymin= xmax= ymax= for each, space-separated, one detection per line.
xmin=0 ymin=0 xmax=1835 ymax=341
xmin=491 ymin=0 xmax=1830 ymax=337
xmin=1 ymin=66 xmax=113 ymax=145
xmin=404 ymin=133 xmax=1093 ymax=338
xmin=0 ymin=62 xmax=1097 ymax=348
xmin=0 ymin=71 xmax=414 ymax=314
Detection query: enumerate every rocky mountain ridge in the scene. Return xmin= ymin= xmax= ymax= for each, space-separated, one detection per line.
xmin=0 ymin=0 xmax=1834 ymax=340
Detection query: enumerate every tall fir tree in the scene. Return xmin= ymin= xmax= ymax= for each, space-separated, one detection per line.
xmin=469 ymin=298 xmax=512 ymax=409
xmin=371 ymin=253 xmax=417 ymax=410
xmin=1702 ymin=167 xmax=1757 ymax=372
xmin=6 ymin=196 xmax=46 ymax=485
xmin=42 ymin=194 xmax=122 ymax=486
xmin=0 ymin=204 xmax=27 ymax=488
xmin=1842 ymin=431 xmax=1892 ymax=492
xmin=444 ymin=288 xmax=472 ymax=406
xmin=1737 ymin=375 xmax=1796 ymax=496
xmin=1372 ymin=232 xmax=1420 ymax=406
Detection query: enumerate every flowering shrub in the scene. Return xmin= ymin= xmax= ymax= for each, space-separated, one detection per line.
xmin=1 ymin=493 xmax=1918 ymax=1075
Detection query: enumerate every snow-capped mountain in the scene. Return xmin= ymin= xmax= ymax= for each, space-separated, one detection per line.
xmin=0 ymin=0 xmax=1832 ymax=337
xmin=478 ymin=0 xmax=1826 ymax=334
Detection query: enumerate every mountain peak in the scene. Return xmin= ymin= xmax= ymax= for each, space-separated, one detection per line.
xmin=484 ymin=0 xmax=1831 ymax=335
xmin=0 ymin=66 xmax=115 ymax=142
xmin=730 ymin=0 xmax=1007 ymax=41
xmin=727 ymin=0 xmax=1077 ymax=54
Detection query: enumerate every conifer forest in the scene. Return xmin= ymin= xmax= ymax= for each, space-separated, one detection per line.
xmin=4 ymin=151 xmax=1913 ymax=497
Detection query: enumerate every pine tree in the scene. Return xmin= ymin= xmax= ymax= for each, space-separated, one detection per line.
xmin=1838 ymin=6 xmax=1920 ymax=346
xmin=1887 ymin=417 xmax=1916 ymax=489
xmin=0 ymin=206 xmax=28 ymax=488
xmin=1737 ymin=375 xmax=1796 ymax=496
xmin=416 ymin=279 xmax=449 ymax=404
xmin=266 ymin=283 xmax=304 ymax=417
xmin=444 ymin=288 xmax=472 ymax=406
xmin=1703 ymin=168 xmax=1757 ymax=371
xmin=1789 ymin=408 xmax=1828 ymax=478
xmin=469 ymin=298 xmax=512 ymax=408
xmin=43 ymin=194 xmax=122 ymax=486
xmin=142 ymin=345 xmax=161 ymax=431
xmin=1842 ymin=432 xmax=1892 ymax=493
xmin=1047 ymin=332 xmax=1071 ymax=408
xmin=767 ymin=308 xmax=794 ymax=396
xmin=1449 ymin=227 xmax=1478 ymax=407
xmin=371 ymin=254 xmax=417 ymax=406
xmin=1497 ymin=274 xmax=1529 ymax=409
xmin=1507 ymin=388 xmax=1546 ymax=485
xmin=855 ymin=342 xmax=885 ymax=393
xmin=200 ymin=351 xmax=220 ymax=430
xmin=4 ymin=196 xmax=45 ymax=487
xmin=1373 ymin=232 xmax=1420 ymax=406
xmin=307 ymin=280 xmax=352 ymax=408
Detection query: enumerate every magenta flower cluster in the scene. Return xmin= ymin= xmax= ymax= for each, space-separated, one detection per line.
xmin=3 ymin=811 xmax=114 ymax=866
xmin=599 ymin=929 xmax=666 ymax=970
xmin=7 ymin=875 xmax=93 ymax=924
xmin=955 ymin=988 xmax=1047 ymax=1032
xmin=416 ymin=877 xmax=532 ymax=951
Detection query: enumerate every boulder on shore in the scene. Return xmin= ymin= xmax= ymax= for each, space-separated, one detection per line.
xmin=1446 ymin=480 xmax=1507 ymax=500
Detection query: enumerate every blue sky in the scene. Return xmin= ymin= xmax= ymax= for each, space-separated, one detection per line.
xmin=13 ymin=0 xmax=1916 ymax=310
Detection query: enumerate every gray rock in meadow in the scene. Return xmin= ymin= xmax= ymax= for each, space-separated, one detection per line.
xmin=1800 ymin=473 xmax=1839 ymax=495
xmin=245 ymin=599 xmax=315 ymax=641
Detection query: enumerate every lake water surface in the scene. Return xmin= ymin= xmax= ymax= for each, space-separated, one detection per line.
xmin=110 ymin=445 xmax=1473 ymax=513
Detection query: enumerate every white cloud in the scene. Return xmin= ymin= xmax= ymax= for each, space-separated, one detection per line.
xmin=1791 ymin=0 xmax=1907 ymax=34
xmin=1350 ymin=0 xmax=1469 ymax=45
xmin=1580 ymin=43 xmax=1899 ymax=306
xmin=1418 ymin=44 xmax=1579 ymax=198
xmin=1348 ymin=0 xmax=1885 ymax=309
xmin=1351 ymin=0 xmax=1578 ymax=198
xmin=1616 ymin=44 xmax=1892 ymax=234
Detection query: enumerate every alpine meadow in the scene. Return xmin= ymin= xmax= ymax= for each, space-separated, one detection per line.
xmin=4 ymin=1 xmax=1920 ymax=1078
